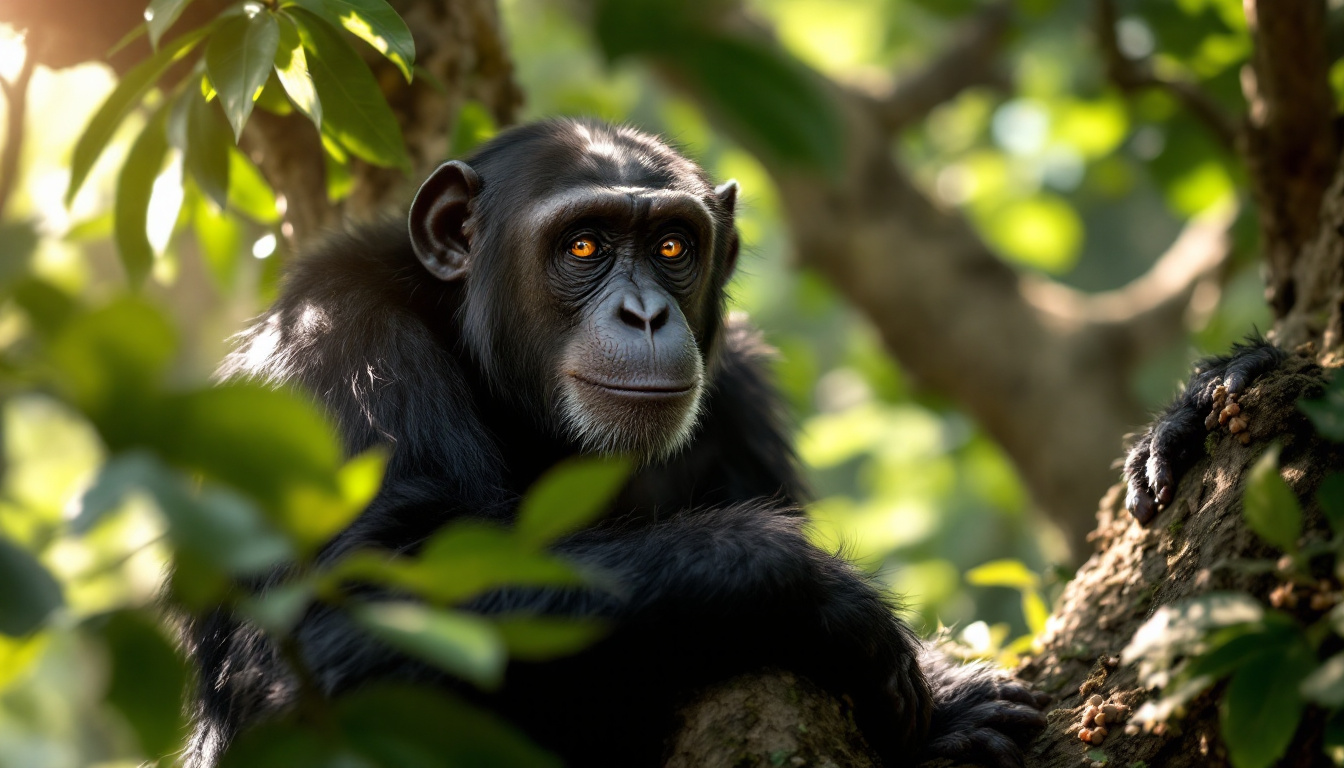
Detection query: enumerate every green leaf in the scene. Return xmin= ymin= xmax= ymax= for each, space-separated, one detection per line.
xmin=67 ymin=27 xmax=207 ymax=206
xmin=218 ymin=726 xmax=338 ymax=768
xmin=1300 ymin=375 xmax=1344 ymax=441
xmin=515 ymin=456 xmax=631 ymax=547
xmin=1122 ymin=592 xmax=1264 ymax=686
xmin=1318 ymin=472 xmax=1344 ymax=536
xmin=191 ymin=191 xmax=244 ymax=288
xmin=1182 ymin=622 xmax=1296 ymax=684
xmin=1242 ymin=444 xmax=1303 ymax=552
xmin=286 ymin=0 xmax=415 ymax=81
xmin=680 ymin=34 xmax=843 ymax=173
xmin=78 ymin=452 xmax=292 ymax=574
xmin=449 ymin=100 xmax=496 ymax=158
xmin=1301 ymin=651 xmax=1344 ymax=707
xmin=47 ymin=298 xmax=176 ymax=420
xmin=278 ymin=449 xmax=385 ymax=553
xmin=272 ymin=13 xmax=321 ymax=126
xmin=593 ymin=3 xmax=841 ymax=172
xmin=205 ymin=8 xmax=280 ymax=140
xmin=253 ymin=75 xmax=294 ymax=115
xmin=494 ymin=616 xmax=607 ymax=661
xmin=290 ymin=7 xmax=410 ymax=169
xmin=0 ymin=536 xmax=63 ymax=636
xmin=159 ymin=382 xmax=343 ymax=510
xmin=11 ymin=278 xmax=77 ymax=337
xmin=352 ymin=602 xmax=505 ymax=689
xmin=965 ymin=559 xmax=1040 ymax=590
xmin=144 ymin=0 xmax=198 ymax=49
xmin=113 ymin=106 xmax=170 ymax=287
xmin=335 ymin=685 xmax=561 ymax=767
xmin=183 ymin=89 xmax=233 ymax=210
xmin=332 ymin=522 xmax=586 ymax=605
xmin=1222 ymin=643 xmax=1314 ymax=768
xmin=238 ymin=580 xmax=314 ymax=635
xmin=226 ymin=149 xmax=280 ymax=223
xmin=96 ymin=611 xmax=188 ymax=758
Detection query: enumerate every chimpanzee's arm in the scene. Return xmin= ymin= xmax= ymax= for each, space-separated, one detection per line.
xmin=1123 ymin=338 xmax=1288 ymax=524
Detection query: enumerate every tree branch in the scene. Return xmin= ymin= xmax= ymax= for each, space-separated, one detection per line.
xmin=1094 ymin=0 xmax=1238 ymax=151
xmin=0 ymin=30 xmax=37 ymax=222
xmin=869 ymin=1 xmax=1012 ymax=134
xmin=1241 ymin=0 xmax=1337 ymax=317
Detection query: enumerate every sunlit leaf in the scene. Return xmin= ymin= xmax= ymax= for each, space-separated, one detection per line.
xmin=78 ymin=452 xmax=292 ymax=574
xmin=67 ymin=27 xmax=207 ymax=206
xmin=286 ymin=0 xmax=415 ymax=81
xmin=352 ymin=602 xmax=505 ymax=689
xmin=966 ymin=559 xmax=1040 ymax=590
xmin=254 ymin=76 xmax=295 ymax=115
xmin=289 ymin=7 xmax=410 ymax=169
xmin=113 ymin=107 xmax=170 ymax=287
xmin=1021 ymin=589 xmax=1049 ymax=636
xmin=272 ymin=13 xmax=321 ymax=126
xmin=449 ymin=100 xmax=497 ymax=158
xmin=0 ymin=536 xmax=62 ymax=637
xmin=183 ymin=89 xmax=233 ymax=210
xmin=279 ymin=449 xmax=385 ymax=552
xmin=191 ymin=191 xmax=244 ymax=288
xmin=206 ymin=8 xmax=281 ymax=140
xmin=1222 ymin=643 xmax=1314 ymax=768
xmin=96 ymin=610 xmax=188 ymax=758
xmin=226 ymin=149 xmax=280 ymax=223
xmin=1242 ymin=444 xmax=1302 ymax=552
xmin=144 ymin=0 xmax=197 ymax=49
xmin=332 ymin=522 xmax=587 ymax=605
xmin=515 ymin=456 xmax=631 ymax=548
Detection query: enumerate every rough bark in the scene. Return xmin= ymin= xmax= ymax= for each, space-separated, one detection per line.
xmin=1017 ymin=356 xmax=1338 ymax=768
xmin=1241 ymin=0 xmax=1338 ymax=318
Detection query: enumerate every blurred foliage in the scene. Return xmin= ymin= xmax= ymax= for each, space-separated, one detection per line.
xmin=0 ymin=0 xmax=1301 ymax=763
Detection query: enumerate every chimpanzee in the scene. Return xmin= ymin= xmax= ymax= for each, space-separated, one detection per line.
xmin=184 ymin=119 xmax=1050 ymax=768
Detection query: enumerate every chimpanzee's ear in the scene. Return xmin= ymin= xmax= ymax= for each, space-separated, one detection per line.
xmin=409 ymin=160 xmax=481 ymax=281
xmin=715 ymin=179 xmax=739 ymax=218
xmin=714 ymin=180 xmax=741 ymax=283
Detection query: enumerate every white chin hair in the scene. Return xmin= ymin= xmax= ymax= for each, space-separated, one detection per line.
xmin=557 ymin=378 xmax=704 ymax=461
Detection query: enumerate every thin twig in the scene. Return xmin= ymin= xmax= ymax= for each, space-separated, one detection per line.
xmin=1095 ymin=0 xmax=1238 ymax=150
xmin=0 ymin=29 xmax=36 ymax=222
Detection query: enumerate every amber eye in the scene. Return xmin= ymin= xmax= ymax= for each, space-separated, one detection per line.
xmin=658 ymin=237 xmax=686 ymax=259
xmin=568 ymin=238 xmax=598 ymax=258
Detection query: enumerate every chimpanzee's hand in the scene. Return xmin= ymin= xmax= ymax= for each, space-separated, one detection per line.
xmin=918 ymin=647 xmax=1049 ymax=768
xmin=1123 ymin=339 xmax=1287 ymax=525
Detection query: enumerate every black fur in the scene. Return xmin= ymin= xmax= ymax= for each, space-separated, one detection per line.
xmin=185 ymin=119 xmax=1045 ymax=767
xmin=1123 ymin=337 xmax=1288 ymax=524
